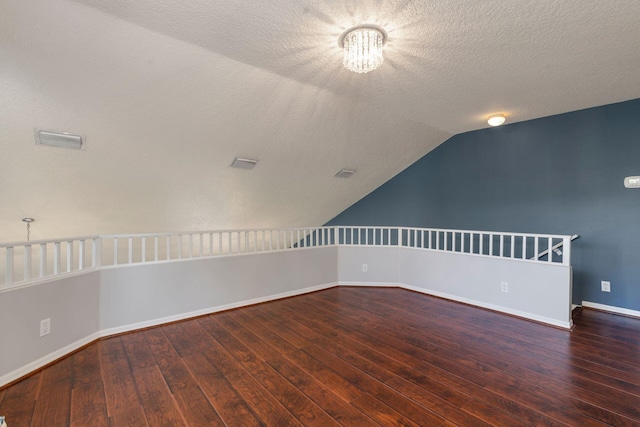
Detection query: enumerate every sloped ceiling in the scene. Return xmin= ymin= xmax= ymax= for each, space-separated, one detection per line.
xmin=2 ymin=0 xmax=640 ymax=241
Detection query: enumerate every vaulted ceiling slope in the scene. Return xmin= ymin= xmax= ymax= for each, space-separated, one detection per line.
xmin=2 ymin=0 xmax=640 ymax=241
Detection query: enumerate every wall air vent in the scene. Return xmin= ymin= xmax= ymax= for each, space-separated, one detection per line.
xmin=35 ymin=129 xmax=85 ymax=150
xmin=335 ymin=168 xmax=356 ymax=178
xmin=231 ymin=157 xmax=259 ymax=169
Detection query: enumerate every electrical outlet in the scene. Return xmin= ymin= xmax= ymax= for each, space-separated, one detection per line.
xmin=601 ymin=281 xmax=611 ymax=292
xmin=362 ymin=264 xmax=368 ymax=272
xmin=40 ymin=318 xmax=50 ymax=337
xmin=500 ymin=281 xmax=509 ymax=293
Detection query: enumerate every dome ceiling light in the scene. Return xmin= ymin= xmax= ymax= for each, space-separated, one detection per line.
xmin=488 ymin=114 xmax=506 ymax=126
xmin=340 ymin=26 xmax=386 ymax=74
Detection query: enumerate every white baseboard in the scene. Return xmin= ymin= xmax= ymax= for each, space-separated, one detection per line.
xmin=338 ymin=281 xmax=402 ymax=288
xmin=582 ymin=301 xmax=640 ymax=318
xmin=99 ymin=282 xmax=338 ymax=338
xmin=399 ymin=283 xmax=573 ymax=329
xmin=1 ymin=280 xmax=578 ymax=388
xmin=336 ymin=281 xmax=573 ymax=329
xmin=571 ymin=304 xmax=581 ymax=311
xmin=0 ymin=332 xmax=100 ymax=388
xmin=1 ymin=282 xmax=337 ymax=388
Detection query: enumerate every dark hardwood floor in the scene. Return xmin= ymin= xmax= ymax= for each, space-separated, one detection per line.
xmin=2 ymin=287 xmax=640 ymax=426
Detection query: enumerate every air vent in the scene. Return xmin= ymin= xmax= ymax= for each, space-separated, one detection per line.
xmin=335 ymin=168 xmax=356 ymax=178
xmin=35 ymin=129 xmax=85 ymax=150
xmin=231 ymin=157 xmax=259 ymax=169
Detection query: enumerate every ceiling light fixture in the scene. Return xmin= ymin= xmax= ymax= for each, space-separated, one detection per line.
xmin=22 ymin=217 xmax=35 ymax=241
xmin=340 ymin=26 xmax=386 ymax=73
xmin=487 ymin=114 xmax=506 ymax=127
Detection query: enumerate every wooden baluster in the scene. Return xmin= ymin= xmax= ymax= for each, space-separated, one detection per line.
xmin=41 ymin=243 xmax=47 ymax=277
xmin=24 ymin=244 xmax=32 ymax=281
xmin=67 ymin=241 xmax=73 ymax=272
xmin=5 ymin=247 xmax=14 ymax=285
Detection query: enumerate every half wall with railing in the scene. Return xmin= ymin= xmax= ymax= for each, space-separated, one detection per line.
xmin=0 ymin=226 xmax=574 ymax=388
xmin=1 ymin=226 xmax=573 ymax=288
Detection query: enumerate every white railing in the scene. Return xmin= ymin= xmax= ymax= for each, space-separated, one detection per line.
xmin=0 ymin=226 xmax=574 ymax=289
xmin=392 ymin=227 xmax=573 ymax=264
xmin=0 ymin=236 xmax=101 ymax=287
xmin=99 ymin=227 xmax=333 ymax=266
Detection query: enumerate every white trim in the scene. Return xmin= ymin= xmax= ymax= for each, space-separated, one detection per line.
xmin=98 ymin=244 xmax=336 ymax=271
xmin=99 ymin=282 xmax=337 ymax=338
xmin=401 ymin=245 xmax=570 ymax=267
xmin=338 ymin=280 xmax=573 ymax=329
xmin=0 ymin=332 xmax=100 ymax=387
xmin=582 ymin=301 xmax=640 ymax=318
xmin=0 ymin=268 xmax=97 ymax=294
xmin=400 ymin=283 xmax=572 ymax=329
xmin=338 ymin=281 xmax=402 ymax=288
xmin=1 ymin=278 xmax=576 ymax=388
xmin=1 ymin=282 xmax=337 ymax=388
xmin=571 ymin=304 xmax=581 ymax=311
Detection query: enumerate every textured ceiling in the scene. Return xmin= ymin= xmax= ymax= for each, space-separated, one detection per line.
xmin=2 ymin=0 xmax=640 ymax=241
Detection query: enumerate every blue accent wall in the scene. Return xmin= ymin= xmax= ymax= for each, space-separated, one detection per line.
xmin=327 ymin=98 xmax=640 ymax=310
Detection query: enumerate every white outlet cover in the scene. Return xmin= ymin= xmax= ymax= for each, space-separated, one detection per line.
xmin=601 ymin=281 xmax=611 ymax=292
xmin=40 ymin=318 xmax=50 ymax=336
xmin=362 ymin=264 xmax=368 ymax=272
xmin=501 ymin=281 xmax=509 ymax=292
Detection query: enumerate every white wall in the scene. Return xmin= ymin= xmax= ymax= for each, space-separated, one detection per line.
xmin=338 ymin=246 xmax=572 ymax=328
xmin=0 ymin=244 xmax=572 ymax=387
xmin=99 ymin=247 xmax=338 ymax=333
xmin=0 ymin=247 xmax=337 ymax=387
xmin=0 ymin=272 xmax=100 ymax=384
xmin=338 ymin=246 xmax=400 ymax=285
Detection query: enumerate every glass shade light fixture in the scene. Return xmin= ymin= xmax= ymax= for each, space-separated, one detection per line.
xmin=487 ymin=114 xmax=506 ymax=126
xmin=340 ymin=25 xmax=386 ymax=73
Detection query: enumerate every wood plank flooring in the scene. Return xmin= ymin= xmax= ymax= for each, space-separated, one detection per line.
xmin=2 ymin=287 xmax=640 ymax=426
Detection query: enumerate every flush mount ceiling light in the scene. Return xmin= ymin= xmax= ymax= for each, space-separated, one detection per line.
xmin=340 ymin=25 xmax=386 ymax=73
xmin=487 ymin=114 xmax=506 ymax=127
xmin=231 ymin=157 xmax=259 ymax=170
xmin=335 ymin=168 xmax=356 ymax=178
xmin=35 ymin=129 xmax=85 ymax=150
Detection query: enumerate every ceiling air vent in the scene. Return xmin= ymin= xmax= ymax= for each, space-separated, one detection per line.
xmin=335 ymin=168 xmax=356 ymax=178
xmin=35 ymin=129 xmax=85 ymax=150
xmin=231 ymin=157 xmax=259 ymax=169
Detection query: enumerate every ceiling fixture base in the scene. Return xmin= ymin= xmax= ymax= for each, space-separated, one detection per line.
xmin=340 ymin=25 xmax=387 ymax=74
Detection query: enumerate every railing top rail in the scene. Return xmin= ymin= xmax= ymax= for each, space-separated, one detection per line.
xmin=396 ymin=226 xmax=573 ymax=240
xmin=101 ymin=226 xmax=334 ymax=239
xmin=333 ymin=226 xmax=396 ymax=228
xmin=0 ymin=226 xmax=575 ymax=248
xmin=0 ymin=235 xmax=100 ymax=249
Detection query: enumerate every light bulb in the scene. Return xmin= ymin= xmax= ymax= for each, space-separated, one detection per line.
xmin=488 ymin=114 xmax=506 ymax=126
